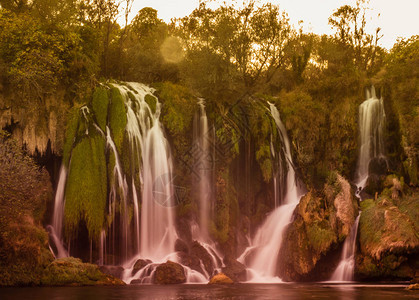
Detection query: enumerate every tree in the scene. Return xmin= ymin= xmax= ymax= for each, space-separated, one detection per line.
xmin=328 ymin=0 xmax=383 ymax=74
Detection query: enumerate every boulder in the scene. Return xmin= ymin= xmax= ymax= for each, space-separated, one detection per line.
xmin=190 ymin=241 xmax=215 ymax=276
xmin=222 ymin=257 xmax=247 ymax=282
xmin=41 ymin=257 xmax=125 ymax=286
xmin=208 ymin=273 xmax=233 ymax=284
xmin=177 ymin=251 xmax=205 ymax=275
xmin=356 ymin=190 xmax=419 ymax=280
xmin=153 ymin=261 xmax=186 ymax=284
xmin=132 ymin=259 xmax=152 ymax=276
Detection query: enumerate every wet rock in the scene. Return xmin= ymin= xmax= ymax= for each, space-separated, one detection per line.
xmin=208 ymin=273 xmax=233 ymax=284
xmin=190 ymin=241 xmax=215 ymax=276
xmin=132 ymin=259 xmax=152 ymax=276
xmin=177 ymin=251 xmax=205 ymax=275
xmin=41 ymin=257 xmax=125 ymax=286
xmin=222 ymin=257 xmax=247 ymax=282
xmin=175 ymin=239 xmax=189 ymax=253
xmin=153 ymin=260 xmax=186 ymax=284
xmin=99 ymin=265 xmax=124 ymax=279
xmin=407 ymin=283 xmax=419 ymax=290
xmin=365 ymin=157 xmax=388 ymax=195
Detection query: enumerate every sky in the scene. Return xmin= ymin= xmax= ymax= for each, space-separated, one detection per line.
xmin=120 ymin=0 xmax=419 ymax=49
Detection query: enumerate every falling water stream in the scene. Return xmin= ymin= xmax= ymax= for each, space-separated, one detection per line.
xmin=238 ymin=102 xmax=302 ymax=282
xmin=355 ymin=86 xmax=386 ymax=198
xmin=330 ymin=86 xmax=386 ymax=282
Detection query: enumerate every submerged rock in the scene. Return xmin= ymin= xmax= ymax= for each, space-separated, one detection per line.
xmin=41 ymin=257 xmax=125 ymax=286
xmin=153 ymin=260 xmax=186 ymax=284
xmin=208 ymin=273 xmax=233 ymax=284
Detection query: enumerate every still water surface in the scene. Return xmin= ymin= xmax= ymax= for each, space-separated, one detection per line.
xmin=1 ymin=283 xmax=417 ymax=299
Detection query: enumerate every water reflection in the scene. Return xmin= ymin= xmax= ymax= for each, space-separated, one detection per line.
xmin=1 ymin=283 xmax=414 ymax=300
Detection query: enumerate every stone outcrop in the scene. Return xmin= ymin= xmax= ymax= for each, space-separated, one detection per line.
xmin=153 ymin=261 xmax=186 ymax=284
xmin=279 ymin=173 xmax=358 ymax=281
xmin=356 ymin=182 xmax=419 ymax=280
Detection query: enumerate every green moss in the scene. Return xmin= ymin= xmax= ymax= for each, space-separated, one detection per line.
xmin=40 ymin=257 xmax=124 ymax=286
xmin=256 ymin=144 xmax=272 ymax=182
xmin=64 ymin=134 xmax=107 ymax=240
xmin=91 ymin=87 xmax=109 ymax=131
xmin=145 ymin=94 xmax=157 ymax=114
xmin=359 ymin=200 xmax=384 ymax=252
xmin=403 ymin=157 xmax=418 ymax=186
xmin=62 ymin=107 xmax=81 ymax=167
xmin=155 ymin=82 xmax=195 ymax=136
xmin=306 ymin=221 xmax=336 ymax=253
xmin=109 ymin=87 xmax=127 ymax=154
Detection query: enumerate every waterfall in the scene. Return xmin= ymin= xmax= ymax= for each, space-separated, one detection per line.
xmin=330 ymin=215 xmax=360 ymax=282
xmin=331 ymin=86 xmax=384 ymax=282
xmin=238 ymin=102 xmax=302 ymax=282
xmin=113 ymin=82 xmax=177 ymax=262
xmin=48 ymin=166 xmax=68 ymax=258
xmin=355 ymin=86 xmax=386 ymax=197
xmin=193 ymin=99 xmax=212 ymax=240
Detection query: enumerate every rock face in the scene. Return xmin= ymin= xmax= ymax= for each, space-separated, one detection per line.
xmin=41 ymin=257 xmax=125 ymax=286
xmin=209 ymin=273 xmax=233 ymax=284
xmin=176 ymin=240 xmax=216 ymax=277
xmin=153 ymin=261 xmax=186 ymax=284
xmin=279 ymin=173 xmax=358 ymax=281
xmin=356 ymin=182 xmax=419 ymax=280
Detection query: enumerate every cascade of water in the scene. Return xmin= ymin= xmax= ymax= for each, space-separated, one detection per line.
xmin=330 ymin=215 xmax=360 ymax=282
xmin=48 ymin=166 xmax=68 ymax=258
xmin=193 ymin=99 xmax=212 ymax=240
xmin=113 ymin=82 xmax=177 ymax=262
xmin=105 ymin=126 xmax=131 ymax=261
xmin=355 ymin=86 xmax=386 ymax=197
xmin=238 ymin=102 xmax=302 ymax=282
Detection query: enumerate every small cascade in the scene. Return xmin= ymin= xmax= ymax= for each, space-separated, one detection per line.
xmin=355 ymin=86 xmax=386 ymax=198
xmin=48 ymin=166 xmax=68 ymax=258
xmin=193 ymin=98 xmax=212 ymax=240
xmin=330 ymin=215 xmax=361 ymax=282
xmin=238 ymin=102 xmax=302 ymax=282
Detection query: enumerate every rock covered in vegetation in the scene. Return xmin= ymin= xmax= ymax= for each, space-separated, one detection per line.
xmin=41 ymin=257 xmax=125 ymax=286
xmin=356 ymin=181 xmax=419 ymax=280
xmin=208 ymin=273 xmax=233 ymax=284
xmin=279 ymin=173 xmax=358 ymax=281
xmin=0 ymin=132 xmax=54 ymax=286
xmin=153 ymin=260 xmax=186 ymax=284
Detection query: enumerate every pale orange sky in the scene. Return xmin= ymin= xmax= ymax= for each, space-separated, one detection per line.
xmin=119 ymin=0 xmax=418 ymax=50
